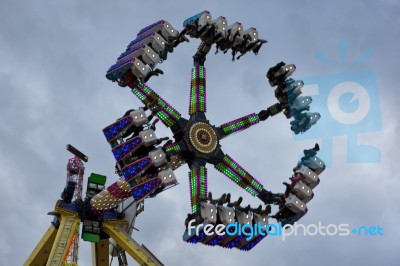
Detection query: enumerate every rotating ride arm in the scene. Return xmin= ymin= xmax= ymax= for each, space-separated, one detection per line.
xmin=214 ymin=145 xmax=326 ymax=222
xmin=189 ymin=65 xmax=207 ymax=115
xmin=188 ymin=162 xmax=208 ymax=215
xmin=184 ymin=192 xmax=271 ymax=251
xmin=273 ymin=143 xmax=325 ymax=225
xmin=91 ymin=108 xmax=179 ymax=213
xmin=84 ymin=173 xmax=166 ymax=266
xmin=214 ymin=154 xmax=264 ymax=198
xmin=131 ymin=81 xmax=182 ymax=130
xmin=182 ymin=11 xmax=267 ymax=62
xmin=106 ymin=20 xmax=186 ymax=133
xmin=216 ymin=61 xmax=320 ymax=139
xmin=184 ymin=144 xmax=326 ymax=251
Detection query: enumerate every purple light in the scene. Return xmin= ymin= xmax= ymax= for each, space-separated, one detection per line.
xmin=224 ymin=236 xmax=244 ymax=249
xmin=206 ymin=234 xmax=225 ymax=246
xmin=112 ymin=137 xmax=143 ymax=161
xmin=118 ymin=44 xmax=145 ymax=60
xmin=220 ymin=161 xmax=260 ymax=193
xmin=103 ymin=116 xmax=133 ymax=142
xmin=127 ymin=32 xmax=156 ymax=49
xmin=137 ymin=20 xmax=166 ymax=36
xmin=107 ymin=57 xmax=137 ymax=74
xmin=132 ymin=177 xmax=161 ymax=201
xmin=239 ymin=235 xmax=266 ymax=251
xmin=134 ymin=82 xmax=181 ymax=124
xmin=107 ymin=182 xmax=131 ymax=199
xmin=121 ymin=157 xmax=152 ymax=181
xmin=224 ymin=155 xmax=263 ymax=193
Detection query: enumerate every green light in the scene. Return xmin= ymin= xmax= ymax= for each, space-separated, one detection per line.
xmin=251 ymin=180 xmax=263 ymax=191
xmin=249 ymin=115 xmax=259 ymax=122
xmin=199 ymin=166 xmax=207 ymax=196
xmin=88 ymin=173 xmax=107 ymax=185
xmin=83 ymin=232 xmax=100 ymax=243
xmin=221 ymin=114 xmax=260 ymax=135
xmin=216 ymin=164 xmax=242 ymax=184
xmin=190 ymin=168 xmax=199 ymax=214
xmin=189 ymin=66 xmax=206 ymax=114
xmin=131 ymin=88 xmax=146 ymax=101
xmin=135 ymin=82 xmax=181 ymax=124
xmin=166 ymin=143 xmax=181 ymax=155
xmin=245 ymin=186 xmax=257 ymax=196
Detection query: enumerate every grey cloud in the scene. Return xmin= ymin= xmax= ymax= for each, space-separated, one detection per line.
xmin=1 ymin=0 xmax=399 ymax=265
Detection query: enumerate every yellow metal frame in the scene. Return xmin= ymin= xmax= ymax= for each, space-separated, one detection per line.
xmin=24 ymin=201 xmax=80 ymax=266
xmin=91 ymin=239 xmax=110 ymax=266
xmin=24 ymin=224 xmax=58 ymax=266
xmin=102 ymin=220 xmax=163 ymax=266
xmin=25 ymin=202 xmax=164 ymax=266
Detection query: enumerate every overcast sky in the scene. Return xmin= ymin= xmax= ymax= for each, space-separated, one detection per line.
xmin=1 ymin=0 xmax=399 ymax=265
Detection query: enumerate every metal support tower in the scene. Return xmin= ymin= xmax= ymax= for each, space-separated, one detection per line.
xmin=65 ymin=144 xmax=88 ymax=265
xmin=24 ymin=168 xmax=165 ymax=266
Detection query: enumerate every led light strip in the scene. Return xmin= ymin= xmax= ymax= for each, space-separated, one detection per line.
xmin=107 ymin=179 xmax=132 ymax=199
xmin=183 ymin=10 xmax=209 ymax=27
xmin=107 ymin=57 xmax=137 ymax=74
xmin=222 ymin=155 xmax=263 ymax=193
xmin=198 ymin=166 xmax=207 ymax=197
xmin=132 ymin=177 xmax=162 ymax=201
xmin=121 ymin=157 xmax=153 ymax=181
xmin=164 ymin=142 xmax=182 ymax=157
xmin=220 ymin=113 xmax=260 ymax=137
xmin=131 ymin=87 xmax=175 ymax=127
xmin=206 ymin=234 xmax=225 ymax=246
xmin=186 ymin=230 xmax=206 ymax=244
xmin=189 ymin=66 xmax=206 ymax=114
xmin=103 ymin=116 xmax=133 ymax=142
xmin=139 ymin=82 xmax=181 ymax=120
xmin=189 ymin=169 xmax=199 ymax=214
xmin=112 ymin=137 xmax=143 ymax=161
xmin=131 ymin=81 xmax=181 ymax=127
xmin=91 ymin=177 xmax=130 ymax=212
xmin=239 ymin=235 xmax=266 ymax=251
xmin=117 ymin=44 xmax=145 ymax=60
xmin=127 ymin=32 xmax=157 ymax=49
xmin=215 ymin=164 xmax=257 ymax=196
xmin=137 ymin=20 xmax=166 ymax=36
xmin=189 ymin=165 xmax=208 ymax=214
xmin=215 ymin=155 xmax=264 ymax=196
xmin=224 ymin=236 xmax=244 ymax=249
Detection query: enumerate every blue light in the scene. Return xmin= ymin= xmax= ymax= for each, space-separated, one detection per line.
xmin=187 ymin=230 xmax=206 ymax=244
xmin=183 ymin=11 xmax=208 ymax=27
xmin=107 ymin=57 xmax=136 ymax=73
xmin=122 ymin=157 xmax=152 ymax=181
xmin=103 ymin=116 xmax=133 ymax=142
xmin=137 ymin=20 xmax=165 ymax=36
xmin=127 ymin=32 xmax=156 ymax=48
xmin=112 ymin=137 xmax=142 ymax=161
xmin=132 ymin=178 xmax=161 ymax=200
xmin=117 ymin=45 xmax=145 ymax=60
xmin=206 ymin=234 xmax=225 ymax=246
xmin=224 ymin=236 xmax=243 ymax=249
xmin=240 ymin=235 xmax=266 ymax=251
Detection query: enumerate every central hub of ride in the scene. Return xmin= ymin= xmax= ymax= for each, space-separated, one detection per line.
xmin=188 ymin=122 xmax=218 ymax=154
